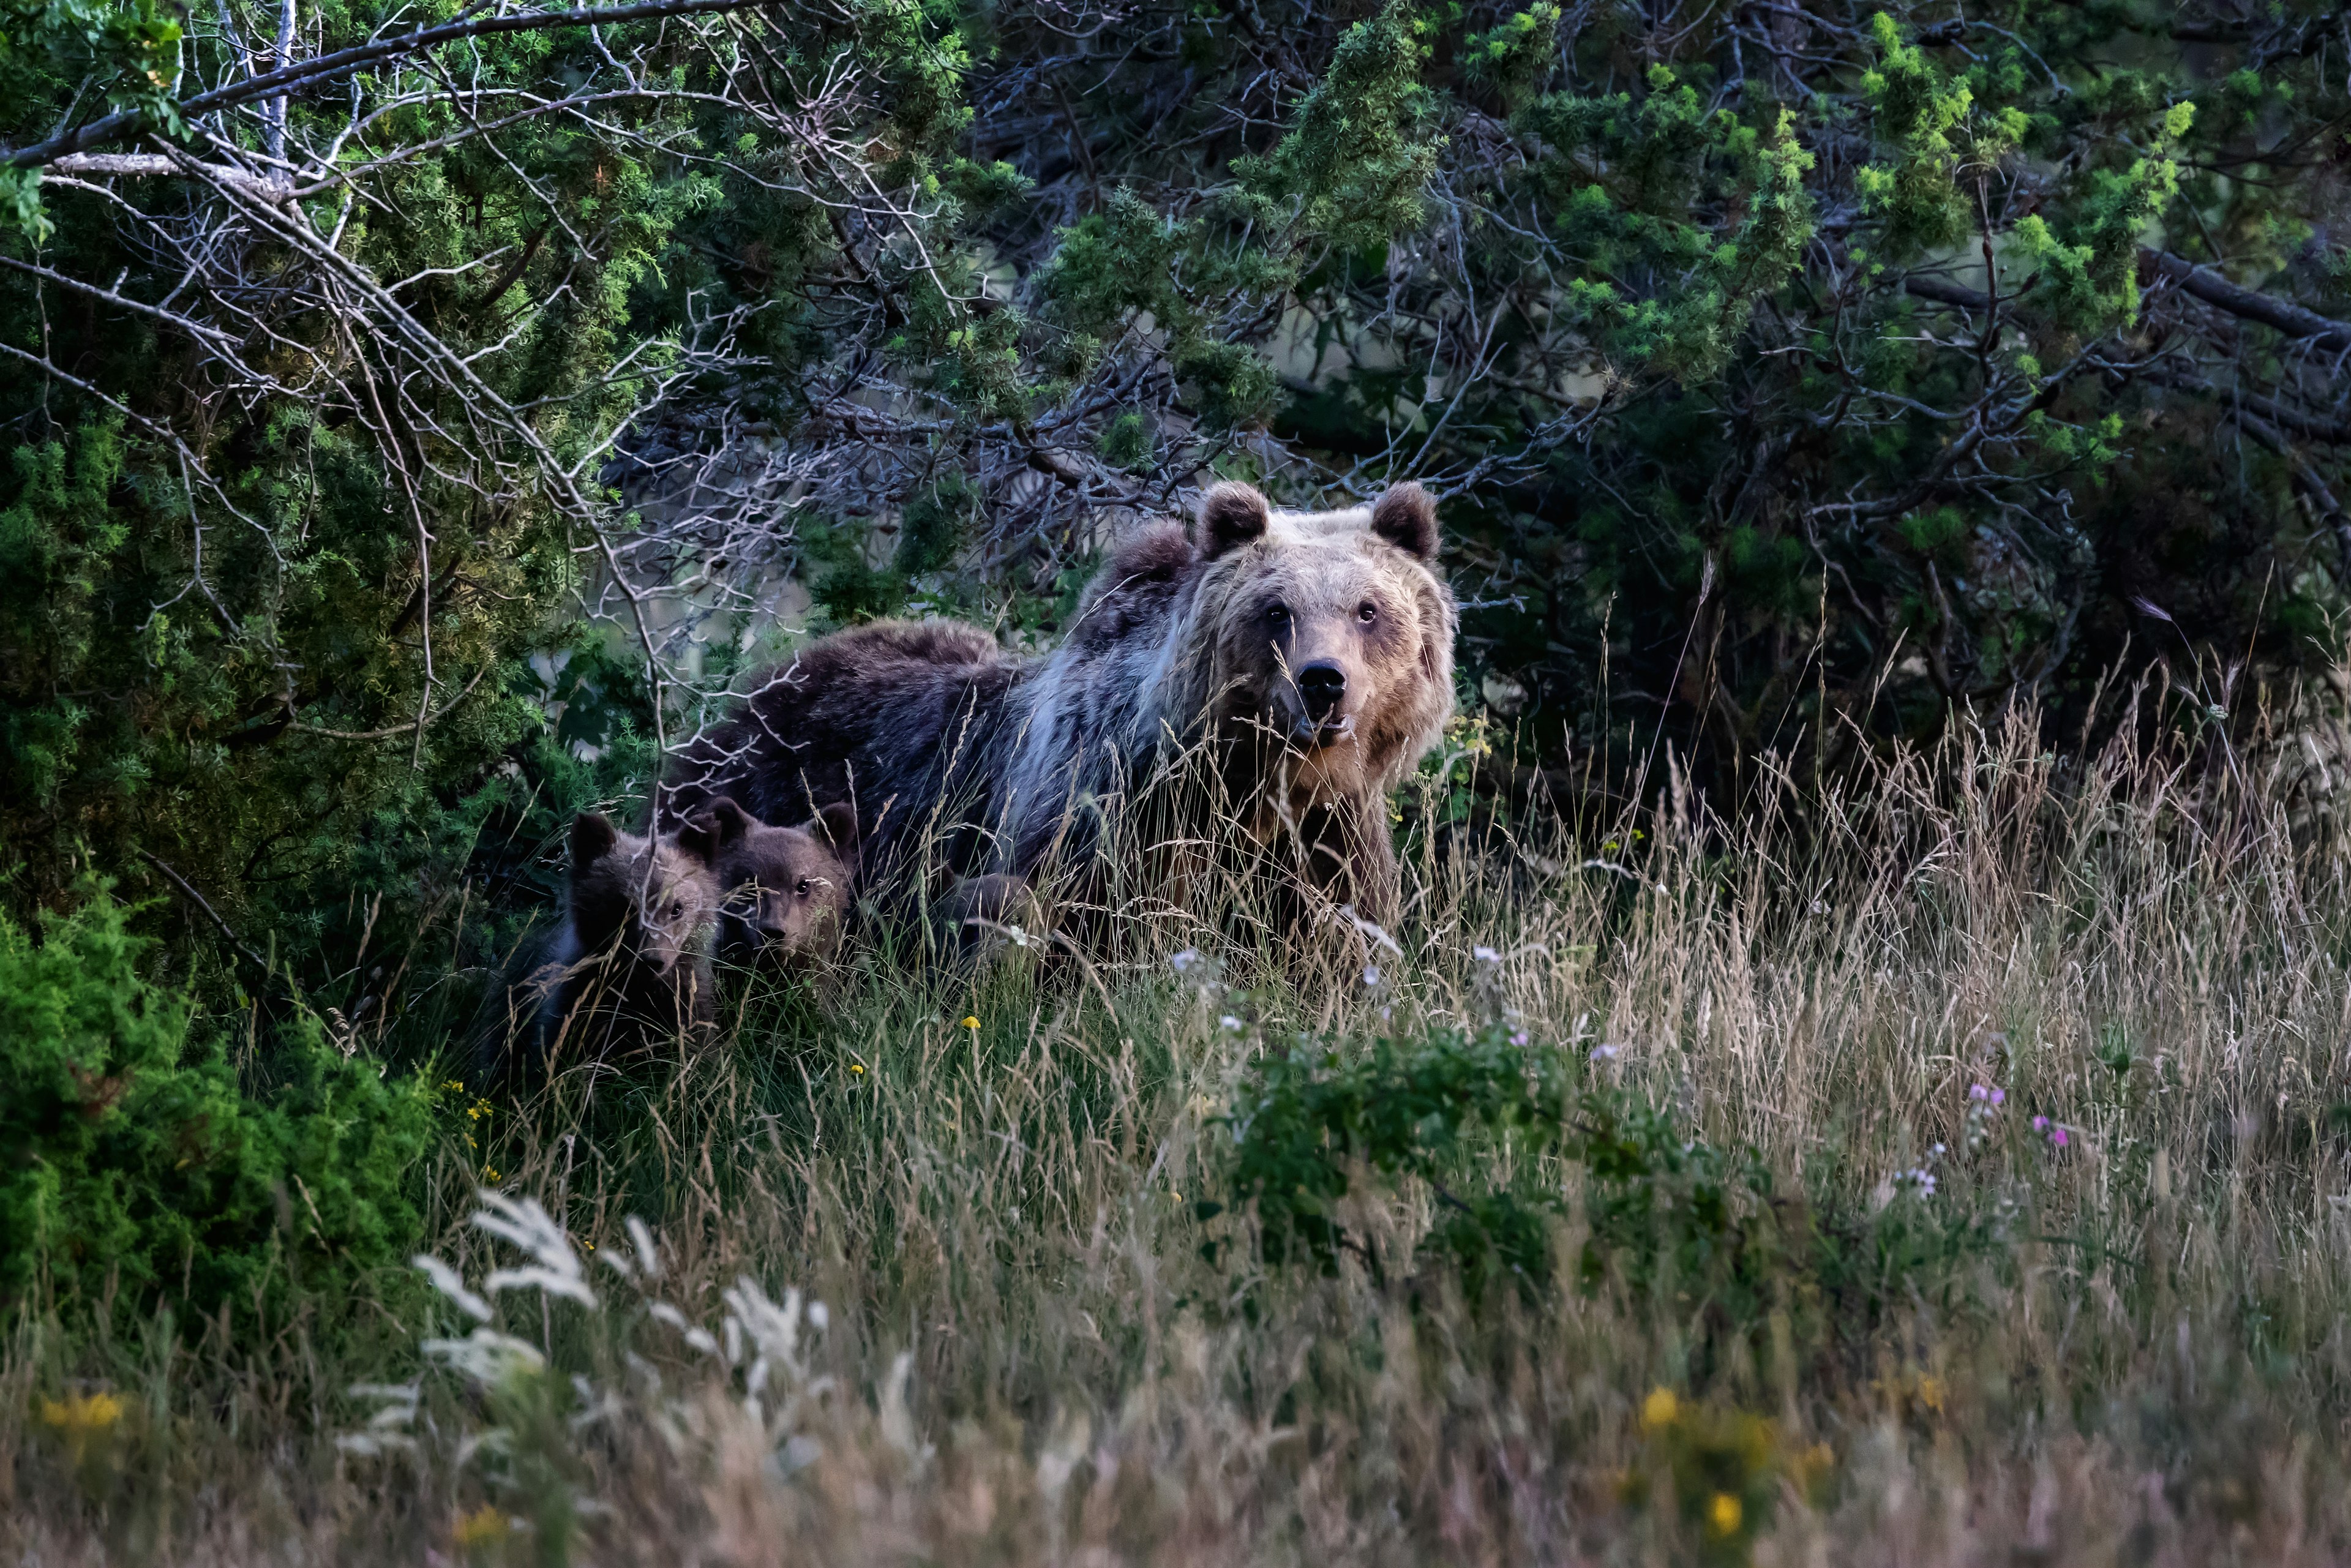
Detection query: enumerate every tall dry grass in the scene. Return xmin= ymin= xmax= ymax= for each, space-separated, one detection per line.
xmin=7 ymin=709 xmax=2351 ymax=1565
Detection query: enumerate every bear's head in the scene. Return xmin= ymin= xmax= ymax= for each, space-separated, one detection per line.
xmin=567 ymin=812 xmax=720 ymax=975
xmin=681 ymin=797 xmax=858 ymax=966
xmin=1190 ymin=480 xmax=1457 ymax=806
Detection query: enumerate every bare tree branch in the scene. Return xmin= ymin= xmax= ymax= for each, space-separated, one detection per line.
xmin=6 ymin=0 xmax=779 ymax=168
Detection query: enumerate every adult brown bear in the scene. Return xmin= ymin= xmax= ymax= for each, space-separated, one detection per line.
xmin=662 ymin=481 xmax=1457 ymax=940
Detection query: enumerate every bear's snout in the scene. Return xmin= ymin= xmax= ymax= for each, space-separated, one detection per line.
xmin=1278 ymin=654 xmax=1361 ymax=748
xmin=1297 ymin=661 xmax=1346 ymax=719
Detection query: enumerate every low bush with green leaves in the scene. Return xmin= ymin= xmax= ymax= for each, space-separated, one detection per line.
xmin=1 ymin=885 xmax=435 ymax=1327
xmin=1209 ymin=1015 xmax=2011 ymax=1378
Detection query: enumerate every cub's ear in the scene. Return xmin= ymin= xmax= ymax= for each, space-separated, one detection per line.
xmin=689 ymin=797 xmax=754 ymax=855
xmin=1370 ymin=482 xmax=1439 ymax=560
xmin=675 ymin=797 xmax=748 ymax=863
xmin=1196 ymin=481 xmax=1270 ymax=559
xmin=569 ymin=812 xmax=617 ymax=871
xmin=813 ymin=801 xmax=860 ymax=860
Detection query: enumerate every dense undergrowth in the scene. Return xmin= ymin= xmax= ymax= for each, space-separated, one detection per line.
xmin=7 ymin=715 xmax=2351 ymax=1564
xmin=1 ymin=888 xmax=434 ymax=1324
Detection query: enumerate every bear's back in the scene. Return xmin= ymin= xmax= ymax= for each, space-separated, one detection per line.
xmin=1060 ymin=522 xmax=1197 ymax=657
xmin=666 ymin=619 xmax=1026 ymax=866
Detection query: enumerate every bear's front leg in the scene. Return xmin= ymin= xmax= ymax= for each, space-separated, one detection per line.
xmin=934 ymin=871 xmax=1048 ymax=966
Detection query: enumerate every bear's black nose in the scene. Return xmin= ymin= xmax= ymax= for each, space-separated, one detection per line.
xmin=1297 ymin=661 xmax=1346 ymax=718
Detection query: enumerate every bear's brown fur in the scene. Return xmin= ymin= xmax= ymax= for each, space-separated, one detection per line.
xmin=686 ymin=796 xmax=858 ymax=968
xmin=492 ymin=812 xmax=722 ymax=1078
xmin=663 ymin=481 xmax=1455 ymax=936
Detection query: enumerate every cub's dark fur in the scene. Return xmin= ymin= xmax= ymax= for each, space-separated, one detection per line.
xmin=489 ymin=812 xmax=722 ymax=1079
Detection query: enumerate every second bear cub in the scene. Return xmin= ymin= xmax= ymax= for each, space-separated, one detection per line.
xmin=523 ymin=811 xmax=723 ymax=1072
xmin=688 ymin=796 xmax=858 ymax=968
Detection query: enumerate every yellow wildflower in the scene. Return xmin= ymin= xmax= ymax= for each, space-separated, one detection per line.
xmin=1641 ymin=1387 xmax=1679 ymax=1431
xmin=1794 ymin=1441 xmax=1835 ymax=1495
xmin=960 ymin=1016 xmax=980 ymax=1030
xmin=39 ymin=1391 xmax=122 ymax=1466
xmin=849 ymin=1063 xmax=866 ymax=1076
xmin=40 ymin=1391 xmax=123 ymax=1433
xmin=1708 ymin=1492 xmax=1742 ymax=1536
xmin=454 ymin=1504 xmax=510 ymax=1550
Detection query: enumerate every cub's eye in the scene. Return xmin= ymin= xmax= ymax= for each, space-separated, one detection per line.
xmin=667 ymin=900 xmax=683 ymax=918
xmin=1357 ymin=601 xmax=1378 ymax=623
xmin=1266 ymin=602 xmax=1290 ymax=623
xmin=795 ymin=878 xmax=812 ymax=898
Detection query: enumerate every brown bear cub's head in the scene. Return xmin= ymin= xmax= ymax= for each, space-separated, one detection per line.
xmin=684 ymin=797 xmax=858 ymax=967
xmin=1192 ymin=479 xmax=1457 ymax=806
xmin=567 ymin=811 xmax=720 ymax=975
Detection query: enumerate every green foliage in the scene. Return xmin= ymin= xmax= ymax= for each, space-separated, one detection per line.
xmin=1856 ymin=11 xmax=1980 ymax=257
xmin=894 ymin=470 xmax=977 ymax=579
xmin=1212 ymin=1023 xmax=1569 ymax=1278
xmin=807 ymin=520 xmax=907 ymax=626
xmin=1247 ymin=0 xmax=1442 ymax=251
xmin=1095 ymin=411 xmax=1155 ymax=471
xmin=0 ymin=419 xmax=126 ymax=811
xmin=1899 ymin=505 xmax=1970 ymax=563
xmin=0 ymin=0 xmax=185 ymax=238
xmin=795 ymin=470 xmax=986 ymax=627
xmin=1518 ymin=72 xmax=1816 ymax=380
xmin=1213 ymin=1022 xmax=2005 ymax=1372
xmin=1041 ymin=189 xmax=1182 ymax=343
xmin=1462 ymin=3 xmax=1561 ymax=114
xmin=0 ymin=885 xmax=433 ymax=1323
xmin=0 ymin=166 xmax=50 ymax=242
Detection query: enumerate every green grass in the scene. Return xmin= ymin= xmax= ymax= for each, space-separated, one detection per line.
xmin=8 ymin=712 xmax=2351 ymax=1564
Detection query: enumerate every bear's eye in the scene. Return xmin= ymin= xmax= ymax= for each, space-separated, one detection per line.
xmin=666 ymin=899 xmax=683 ymax=918
xmin=1266 ymin=602 xmax=1289 ymax=624
xmin=795 ymin=878 xmax=812 ymax=898
xmin=1357 ymin=600 xmax=1378 ymax=623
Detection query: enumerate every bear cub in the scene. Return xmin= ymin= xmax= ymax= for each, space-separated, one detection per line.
xmin=686 ymin=797 xmax=858 ymax=969
xmin=497 ymin=811 xmax=724 ymax=1078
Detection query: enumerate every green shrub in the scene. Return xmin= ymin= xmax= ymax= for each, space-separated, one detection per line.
xmin=1209 ymin=1022 xmax=1570 ymax=1282
xmin=1211 ymin=1022 xmax=2006 ymax=1368
xmin=0 ymin=883 xmax=434 ymax=1326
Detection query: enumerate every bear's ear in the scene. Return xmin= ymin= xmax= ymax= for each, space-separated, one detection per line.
xmin=813 ymin=801 xmax=860 ymax=860
xmin=705 ymin=797 xmax=755 ymax=848
xmin=1370 ymin=482 xmax=1439 ymax=560
xmin=569 ymin=812 xmax=617 ymax=871
xmin=1196 ymin=482 xmax=1270 ymax=559
xmin=675 ymin=797 xmax=748 ymax=863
